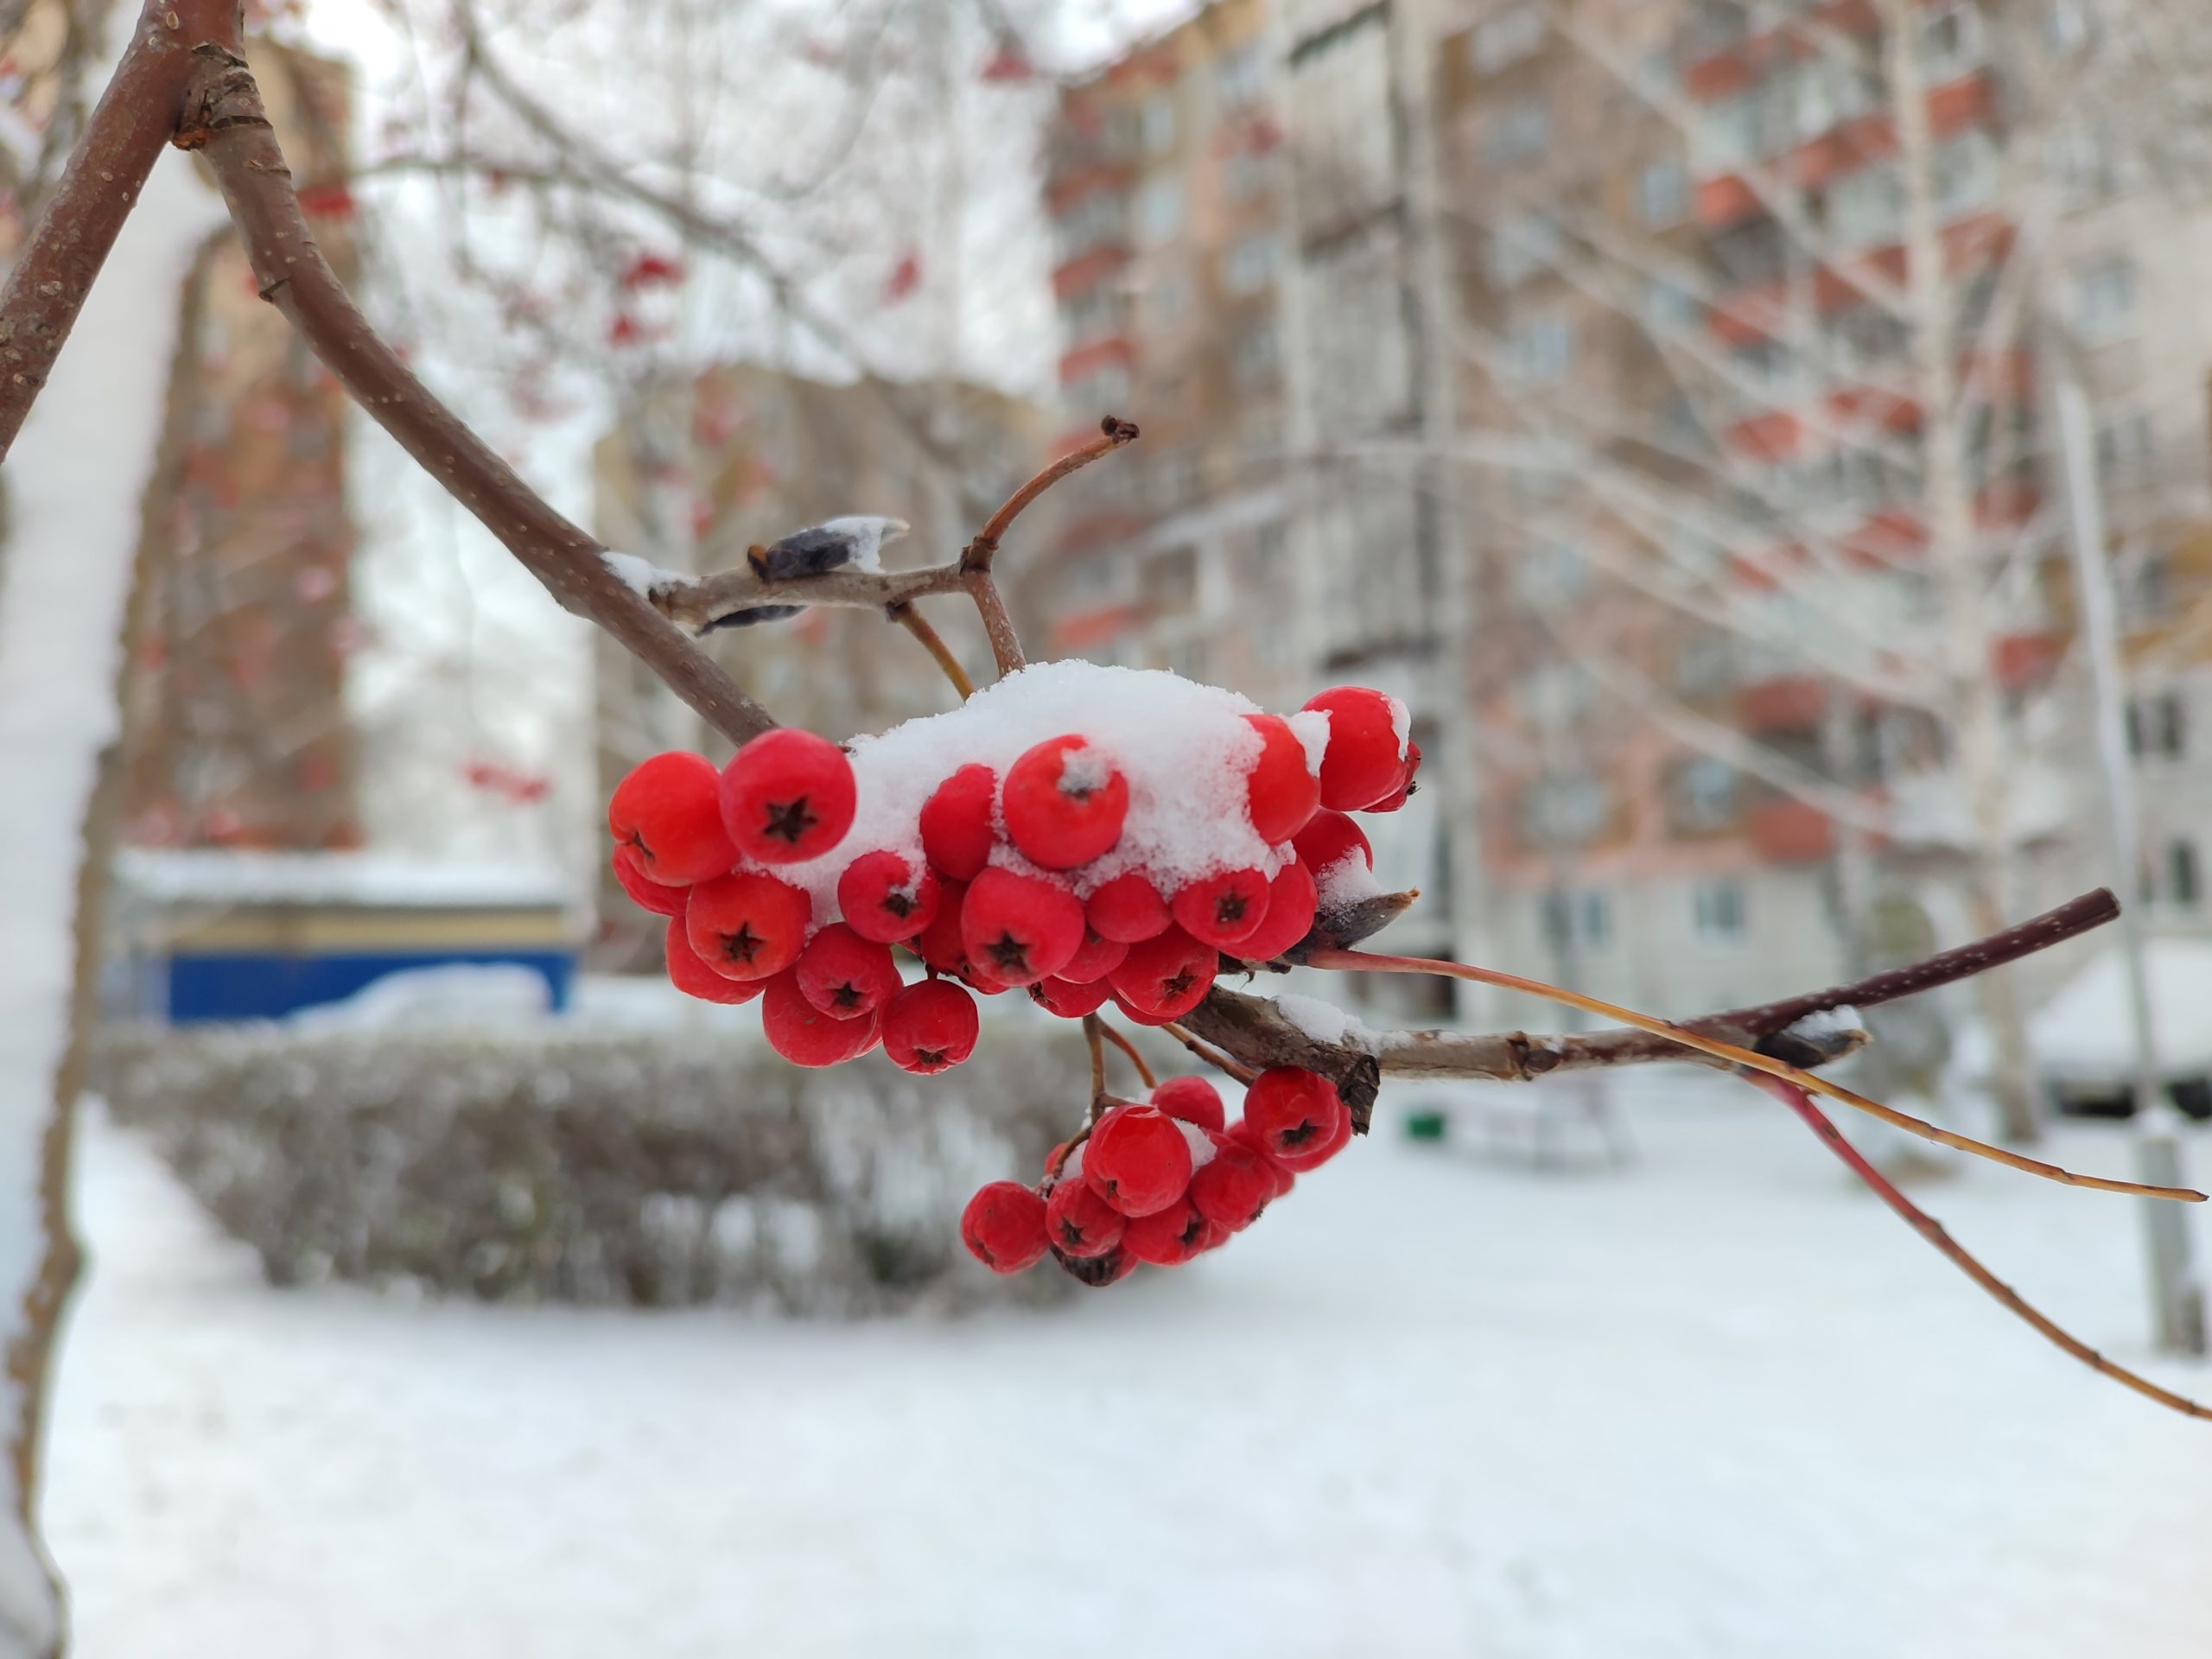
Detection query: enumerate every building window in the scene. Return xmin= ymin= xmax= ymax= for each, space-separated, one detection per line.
xmin=1223 ymin=149 xmax=1270 ymax=201
xmin=1233 ymin=319 xmax=1279 ymax=387
xmin=1693 ymin=877 xmax=1747 ymax=940
xmin=1145 ymin=543 xmax=1198 ymax=613
xmin=1141 ymin=94 xmax=1177 ymax=156
xmin=1216 ymin=45 xmax=1264 ymax=107
xmin=1067 ymin=362 xmax=1130 ymax=413
xmin=2126 ymin=690 xmax=2186 ymax=759
xmin=1484 ymin=96 xmax=1553 ymax=167
xmin=1224 ymin=233 xmax=1277 ymax=294
xmin=1933 ymin=130 xmax=1999 ymax=217
xmin=1470 ymin=4 xmax=1545 ymax=74
xmin=1645 ymin=278 xmax=1700 ymax=331
xmin=2074 ymin=258 xmax=2138 ymax=340
xmin=1486 ymin=213 xmax=1562 ymax=288
xmin=1137 ymin=175 xmax=1183 ymax=242
xmin=1667 ymin=756 xmax=1739 ymax=834
xmin=2170 ymin=840 xmax=2202 ymax=908
xmin=1506 ymin=313 xmax=1573 ymax=384
xmin=1541 ymin=889 xmax=1611 ymax=952
xmin=1523 ymin=772 xmax=1609 ymax=846
xmin=1151 ymin=274 xmax=1186 ymax=327
xmin=1829 ymin=165 xmax=1904 ymax=248
xmin=1514 ymin=537 xmax=1589 ymax=611
xmin=1922 ymin=2 xmax=1986 ymax=77
xmin=1637 ymin=157 xmax=1688 ymax=226
xmin=2096 ymin=411 xmax=2155 ymax=493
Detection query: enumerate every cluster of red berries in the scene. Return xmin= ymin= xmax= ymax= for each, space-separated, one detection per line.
xmin=605 ymin=683 xmax=1417 ymax=1075
xmin=959 ymin=1067 xmax=1352 ymax=1284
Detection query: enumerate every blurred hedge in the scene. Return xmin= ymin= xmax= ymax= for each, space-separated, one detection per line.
xmin=97 ymin=1020 xmax=1084 ymax=1313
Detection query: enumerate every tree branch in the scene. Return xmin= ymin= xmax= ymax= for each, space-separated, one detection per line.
xmin=180 ymin=41 xmax=778 ymax=749
xmin=0 ymin=0 xmax=231 ymax=461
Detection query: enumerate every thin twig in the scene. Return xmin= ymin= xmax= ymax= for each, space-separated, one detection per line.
xmin=961 ymin=415 xmax=1140 ymax=570
xmin=887 ymin=602 xmax=973 ymax=699
xmin=1161 ymin=1022 xmax=1260 ymax=1087
xmin=1082 ymin=1014 xmax=1107 ymax=1106
xmin=1710 ymin=888 xmax=2120 ymax=1038
xmin=963 ymin=569 xmax=1027 ymax=678
xmin=184 ymin=45 xmax=776 ymax=749
xmin=1307 ymin=948 xmax=2205 ymax=1204
xmin=1096 ymin=1020 xmax=1156 ymax=1091
xmin=1745 ymin=1072 xmax=2212 ymax=1423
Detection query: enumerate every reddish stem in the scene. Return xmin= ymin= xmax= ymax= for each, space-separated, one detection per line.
xmin=1745 ymin=1071 xmax=2211 ymax=1423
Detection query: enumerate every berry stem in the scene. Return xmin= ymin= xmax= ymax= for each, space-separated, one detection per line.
xmin=887 ymin=601 xmax=975 ymax=700
xmin=1083 ymin=1014 xmax=1108 ymax=1106
xmin=1160 ymin=1022 xmax=1259 ymax=1088
xmin=1095 ymin=1019 xmax=1157 ymax=1091
xmin=1304 ymin=948 xmax=2205 ymax=1205
xmin=1743 ymin=1071 xmax=2212 ymax=1423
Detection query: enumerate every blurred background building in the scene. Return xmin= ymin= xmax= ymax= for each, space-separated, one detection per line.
xmin=118 ymin=43 xmax=364 ymax=852
xmin=1039 ymin=0 xmax=2212 ymax=1045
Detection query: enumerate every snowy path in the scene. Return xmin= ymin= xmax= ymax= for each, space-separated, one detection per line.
xmin=43 ymin=1084 xmax=2212 ymax=1658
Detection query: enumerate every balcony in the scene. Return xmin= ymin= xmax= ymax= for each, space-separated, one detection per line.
xmin=1748 ymin=795 xmax=1836 ymax=863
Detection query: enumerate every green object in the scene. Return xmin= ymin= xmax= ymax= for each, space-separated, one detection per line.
xmin=1404 ymin=1110 xmax=1447 ymax=1142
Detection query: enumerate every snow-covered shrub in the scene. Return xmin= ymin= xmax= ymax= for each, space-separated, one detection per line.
xmin=97 ymin=1023 xmax=1081 ymax=1313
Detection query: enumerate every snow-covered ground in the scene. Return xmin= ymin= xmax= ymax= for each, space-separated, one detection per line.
xmin=44 ymin=1076 xmax=2212 ymax=1659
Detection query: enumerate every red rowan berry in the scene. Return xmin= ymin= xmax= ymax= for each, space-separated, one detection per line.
xmin=1172 ymin=867 xmax=1271 ymax=949
xmin=918 ymin=763 xmax=998 ymax=880
xmin=1086 ymin=871 xmax=1172 ymax=943
xmin=1046 ymin=1174 xmax=1127 ymax=1258
xmin=664 ymin=918 xmax=765 ymax=1005
xmin=1121 ymin=1196 xmax=1224 ymax=1266
xmin=794 ymin=923 xmax=901 ymax=1018
xmin=1108 ymin=926 xmax=1217 ymax=1020
xmin=1242 ymin=713 xmax=1321 ymax=844
xmin=608 ymin=751 xmax=734 ymax=884
xmin=1002 ymin=734 xmax=1128 ymax=870
xmin=1302 ymin=686 xmax=1409 ymax=811
xmin=1291 ymin=809 xmax=1373 ymax=882
xmin=960 ymin=1181 xmax=1050 ymax=1274
xmin=1111 ymin=993 xmax=1176 ymax=1027
xmin=1150 ymin=1076 xmax=1225 ymax=1134
xmin=1226 ymin=860 xmax=1319 ymax=964
xmin=912 ymin=877 xmax=971 ymax=978
xmin=1226 ymin=1120 xmax=1296 ymax=1199
xmin=836 ymin=849 xmax=940 ymax=943
xmin=613 ymin=847 xmax=689 ymax=917
xmin=1277 ymin=1088 xmax=1353 ymax=1172
xmin=759 ymin=969 xmax=881 ymax=1067
xmin=684 ymin=870 xmax=811 ymax=981
xmin=881 ymin=978 xmax=980 ymax=1073
xmin=719 ymin=728 xmax=856 ymax=864
xmin=959 ymin=867 xmax=1084 ymax=987
xmin=1189 ymin=1131 xmax=1275 ymax=1231
xmin=1084 ymin=1104 xmax=1194 ymax=1217
xmin=1365 ymin=739 xmax=1422 ymax=813
xmin=1059 ymin=925 xmax=1129 ymax=984
xmin=1032 ymin=976 xmax=1113 ymax=1020
xmin=1052 ymin=1243 xmax=1135 ymax=1287
xmin=1243 ymin=1068 xmax=1348 ymax=1165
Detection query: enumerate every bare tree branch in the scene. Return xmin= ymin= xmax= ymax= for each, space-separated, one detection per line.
xmin=0 ymin=0 xmax=226 ymax=460
xmin=181 ymin=39 xmax=777 ymax=749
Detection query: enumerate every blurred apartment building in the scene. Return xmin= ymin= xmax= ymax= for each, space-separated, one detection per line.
xmin=1040 ymin=0 xmax=2212 ymax=1022
xmin=589 ymin=364 xmax=1051 ymax=967
xmin=0 ymin=20 xmax=363 ymax=852
xmin=120 ymin=45 xmax=364 ymax=852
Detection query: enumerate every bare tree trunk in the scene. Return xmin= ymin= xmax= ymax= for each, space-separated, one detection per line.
xmin=1882 ymin=0 xmax=2041 ymax=1142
